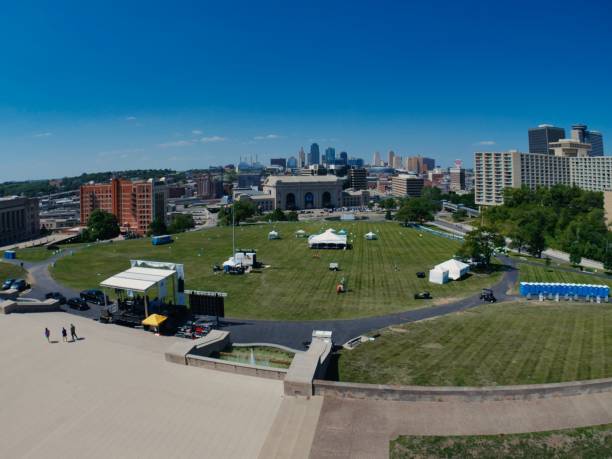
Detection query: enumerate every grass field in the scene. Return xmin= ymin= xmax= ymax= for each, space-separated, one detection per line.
xmin=338 ymin=302 xmax=612 ymax=386
xmin=0 ymin=262 xmax=26 ymax=281
xmin=50 ymin=221 xmax=502 ymax=320
xmin=391 ymin=424 xmax=612 ymax=458
xmin=15 ymin=243 xmax=87 ymax=262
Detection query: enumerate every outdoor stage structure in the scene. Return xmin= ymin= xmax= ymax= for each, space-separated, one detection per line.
xmin=99 ymin=260 xmax=185 ymax=318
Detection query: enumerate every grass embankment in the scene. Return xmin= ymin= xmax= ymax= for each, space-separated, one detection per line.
xmin=391 ymin=425 xmax=612 ymax=458
xmin=15 ymin=243 xmax=87 ymax=263
xmin=338 ymin=303 xmax=612 ymax=386
xmin=0 ymin=262 xmax=26 ymax=281
xmin=50 ymin=222 xmax=503 ymax=320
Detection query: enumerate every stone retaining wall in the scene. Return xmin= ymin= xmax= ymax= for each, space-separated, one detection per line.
xmin=0 ymin=299 xmax=60 ymax=314
xmin=186 ymin=354 xmax=287 ymax=380
xmin=313 ymin=377 xmax=612 ymax=402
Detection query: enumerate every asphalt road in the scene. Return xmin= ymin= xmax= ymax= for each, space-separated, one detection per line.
xmin=7 ymin=249 xmax=518 ymax=349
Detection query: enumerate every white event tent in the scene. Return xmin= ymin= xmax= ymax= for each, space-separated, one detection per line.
xmin=429 ymin=259 xmax=470 ymax=284
xmin=308 ymin=229 xmax=348 ymax=249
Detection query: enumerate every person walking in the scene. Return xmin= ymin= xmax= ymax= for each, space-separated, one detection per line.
xmin=44 ymin=328 xmax=50 ymax=343
xmin=70 ymin=324 xmax=78 ymax=342
xmin=61 ymin=327 xmax=68 ymax=343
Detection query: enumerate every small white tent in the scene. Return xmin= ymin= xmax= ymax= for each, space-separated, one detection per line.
xmin=364 ymin=232 xmax=378 ymax=240
xmin=434 ymin=259 xmax=470 ymax=280
xmin=429 ymin=267 xmax=449 ymax=285
xmin=295 ymin=229 xmax=308 ymax=238
xmin=268 ymin=230 xmax=280 ymax=240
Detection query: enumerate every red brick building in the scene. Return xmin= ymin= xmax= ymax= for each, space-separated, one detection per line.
xmin=80 ymin=179 xmax=167 ymax=235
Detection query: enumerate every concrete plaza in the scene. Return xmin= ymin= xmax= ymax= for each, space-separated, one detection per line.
xmin=0 ymin=312 xmax=288 ymax=458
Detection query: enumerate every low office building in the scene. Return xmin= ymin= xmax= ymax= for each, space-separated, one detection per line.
xmin=342 ymin=189 xmax=370 ymax=207
xmin=0 ymin=196 xmax=40 ymax=246
xmin=348 ymin=168 xmax=367 ymax=190
xmin=233 ymin=189 xmax=275 ymax=212
xmin=391 ymin=174 xmax=425 ymax=197
xmin=262 ymin=175 xmax=344 ymax=210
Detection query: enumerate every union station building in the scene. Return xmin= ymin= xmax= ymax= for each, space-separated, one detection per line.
xmin=262 ymin=175 xmax=344 ymax=210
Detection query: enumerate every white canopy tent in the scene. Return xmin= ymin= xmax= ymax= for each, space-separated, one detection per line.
xmin=429 ymin=267 xmax=449 ymax=285
xmin=434 ymin=259 xmax=470 ymax=280
xmin=100 ymin=266 xmax=177 ymax=316
xmin=364 ymin=231 xmax=378 ymax=240
xmin=308 ymin=229 xmax=348 ymax=249
xmin=268 ymin=230 xmax=280 ymax=240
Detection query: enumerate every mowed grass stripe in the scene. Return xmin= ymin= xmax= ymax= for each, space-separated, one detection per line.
xmin=339 ymin=303 xmax=612 ymax=386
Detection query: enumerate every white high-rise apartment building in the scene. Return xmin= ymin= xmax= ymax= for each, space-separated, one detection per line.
xmin=474 ymin=147 xmax=612 ymax=206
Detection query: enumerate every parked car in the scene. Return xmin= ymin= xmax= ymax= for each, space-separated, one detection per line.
xmin=67 ymin=297 xmax=90 ymax=311
xmin=480 ymin=288 xmax=497 ymax=303
xmin=2 ymin=278 xmax=16 ymax=290
xmin=45 ymin=292 xmax=67 ymax=305
xmin=10 ymin=279 xmax=29 ymax=292
xmin=414 ymin=291 xmax=432 ymax=300
xmin=80 ymin=289 xmax=108 ymax=305
xmin=416 ymin=272 xmax=426 ymax=278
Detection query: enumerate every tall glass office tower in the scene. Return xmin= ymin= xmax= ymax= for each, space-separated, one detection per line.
xmin=309 ymin=143 xmax=320 ymax=165
xmin=528 ymin=124 xmax=566 ymax=154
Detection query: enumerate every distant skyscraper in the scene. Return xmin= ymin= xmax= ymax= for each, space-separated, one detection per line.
xmin=528 ymin=124 xmax=566 ymax=155
xmin=298 ymin=147 xmax=306 ymax=168
xmin=287 ymin=156 xmax=298 ymax=169
xmin=324 ymin=147 xmax=336 ymax=164
xmin=339 ymin=151 xmax=348 ymax=165
xmin=392 ymin=155 xmax=402 ymax=169
xmin=373 ymin=151 xmax=381 ymax=166
xmin=270 ymin=158 xmax=286 ymax=169
xmin=572 ymin=124 xmax=604 ymax=157
xmin=387 ymin=150 xmax=395 ymax=167
xmin=407 ymin=155 xmax=435 ymax=174
xmin=309 ymin=143 xmax=320 ymax=165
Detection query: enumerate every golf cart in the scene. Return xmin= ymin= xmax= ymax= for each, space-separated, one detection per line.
xmin=414 ymin=291 xmax=432 ymax=300
xmin=480 ymin=288 xmax=496 ymax=303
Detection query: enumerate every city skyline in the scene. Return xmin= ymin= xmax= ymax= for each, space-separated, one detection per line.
xmin=1 ymin=0 xmax=612 ymax=182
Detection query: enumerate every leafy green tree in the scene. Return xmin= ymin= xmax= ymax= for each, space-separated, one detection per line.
xmin=385 ymin=210 xmax=392 ymax=220
xmin=380 ymin=198 xmax=397 ymax=210
xmin=457 ymin=226 xmax=505 ymax=267
xmin=394 ymin=198 xmax=435 ymax=225
xmin=167 ymin=214 xmax=195 ymax=233
xmin=218 ymin=200 xmax=257 ymax=226
xmin=147 ymin=218 xmax=168 ymax=236
xmin=86 ymin=209 xmax=120 ymax=241
xmin=569 ymin=243 xmax=582 ymax=266
xmin=452 ymin=208 xmax=468 ymax=222
xmin=265 ymin=208 xmax=287 ymax=222
xmin=286 ymin=211 xmax=298 ymax=221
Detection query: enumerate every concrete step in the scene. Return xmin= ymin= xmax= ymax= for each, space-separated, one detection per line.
xmin=258 ymin=396 xmax=323 ymax=459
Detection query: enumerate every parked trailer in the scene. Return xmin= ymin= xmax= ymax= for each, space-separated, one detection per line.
xmin=151 ymin=235 xmax=173 ymax=246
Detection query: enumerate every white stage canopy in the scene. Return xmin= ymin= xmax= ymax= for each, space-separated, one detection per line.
xmin=100 ymin=267 xmax=176 ymax=292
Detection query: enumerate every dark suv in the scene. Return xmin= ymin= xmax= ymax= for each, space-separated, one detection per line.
xmin=45 ymin=292 xmax=67 ymax=305
xmin=9 ymin=279 xmax=29 ymax=292
xmin=80 ymin=289 xmax=108 ymax=305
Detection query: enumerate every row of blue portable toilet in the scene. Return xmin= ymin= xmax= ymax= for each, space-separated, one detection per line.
xmin=519 ymin=282 xmax=609 ymax=298
xmin=3 ymin=250 xmax=16 ymax=260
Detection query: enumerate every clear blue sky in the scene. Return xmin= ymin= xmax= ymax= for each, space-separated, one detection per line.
xmin=1 ymin=0 xmax=611 ymax=182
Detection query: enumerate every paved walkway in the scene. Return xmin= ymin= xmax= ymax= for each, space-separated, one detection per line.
xmin=310 ymin=393 xmax=612 ymax=458
xmin=0 ymin=312 xmax=285 ymax=459
xmin=5 ymin=250 xmax=519 ymax=349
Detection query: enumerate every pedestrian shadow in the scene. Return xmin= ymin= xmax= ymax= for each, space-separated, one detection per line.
xmin=50 ymin=340 xmax=59 ymax=344
xmin=71 ymin=337 xmax=86 ymax=342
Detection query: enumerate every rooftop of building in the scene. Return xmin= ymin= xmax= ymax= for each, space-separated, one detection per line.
xmin=263 ymin=175 xmax=343 ymax=185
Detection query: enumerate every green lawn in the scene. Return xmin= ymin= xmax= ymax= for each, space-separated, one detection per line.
xmin=391 ymin=425 xmax=612 ymax=458
xmin=0 ymin=262 xmax=26 ymax=281
xmin=50 ymin=221 xmax=502 ymax=320
xmin=15 ymin=243 xmax=87 ymax=262
xmin=338 ymin=302 xmax=612 ymax=386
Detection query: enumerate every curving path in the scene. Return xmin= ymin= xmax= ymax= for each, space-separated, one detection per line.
xmin=9 ymin=251 xmax=519 ymax=349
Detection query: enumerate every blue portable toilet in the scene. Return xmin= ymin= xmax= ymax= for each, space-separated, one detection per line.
xmin=519 ymin=282 xmax=526 ymax=296
xmin=4 ymin=250 xmax=16 ymax=260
